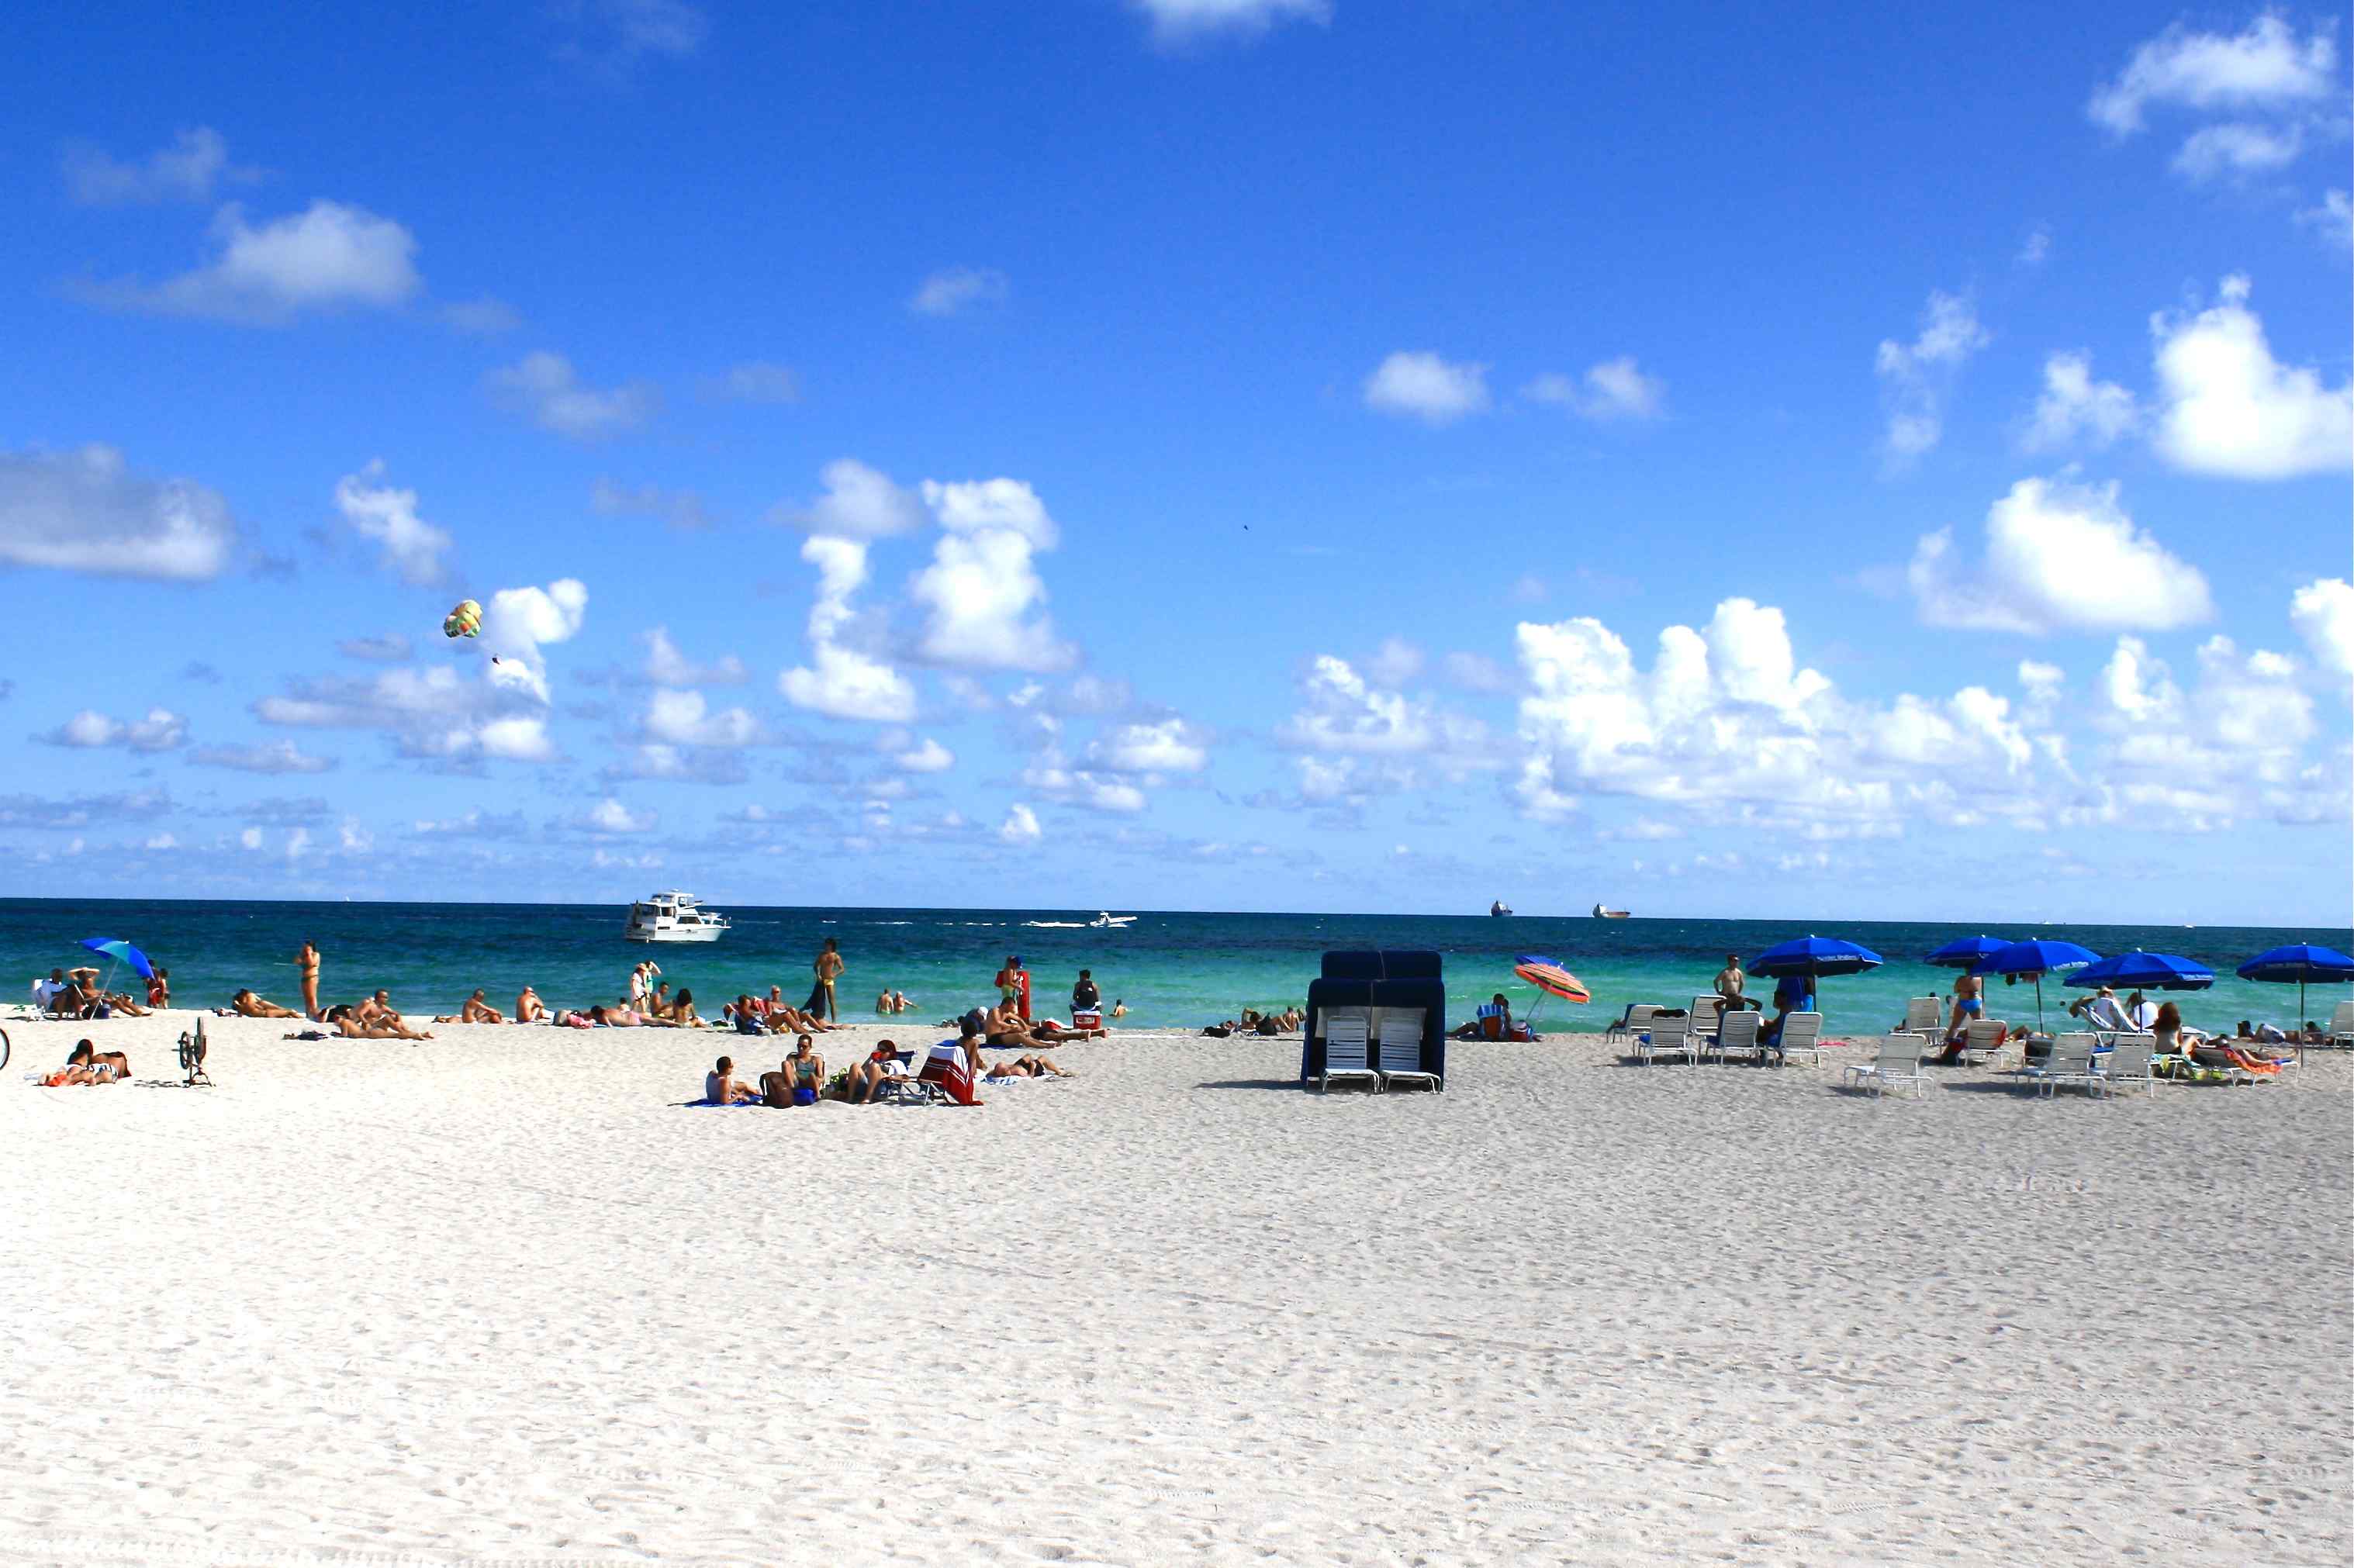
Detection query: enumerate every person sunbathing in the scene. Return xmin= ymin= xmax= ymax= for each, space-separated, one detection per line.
xmin=669 ymin=988 xmax=704 ymax=1027
xmin=436 ymin=989 xmax=506 ymax=1024
xmin=105 ymin=991 xmax=150 ymax=1017
xmin=335 ymin=1001 xmax=433 ymax=1041
xmin=233 ymin=988 xmax=301 ymax=1019
xmin=842 ymin=1041 xmax=911 ymax=1103
xmin=985 ymin=1053 xmax=1071 ymax=1079
xmin=705 ymin=1055 xmax=759 ymax=1104
xmin=985 ymin=999 xmax=1046 ymax=1048
xmin=515 ymin=985 xmax=547 ymax=1023
xmin=44 ymin=1041 xmax=131 ymax=1086
xmin=765 ymin=986 xmax=837 ymax=1033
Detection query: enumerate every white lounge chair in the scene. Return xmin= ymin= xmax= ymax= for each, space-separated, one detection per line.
xmin=2328 ymin=1001 xmax=2354 ymax=1050
xmin=2030 ymin=1033 xmax=2098 ymax=1097
xmin=1899 ymin=996 xmax=1943 ymax=1034
xmin=1315 ymin=1007 xmax=1380 ymax=1093
xmin=1777 ymin=1012 xmax=1825 ymax=1067
xmin=1636 ymin=1013 xmax=1692 ymax=1068
xmin=1710 ymin=1007 xmax=1762 ymax=1065
xmin=2090 ymin=1032 xmax=2155 ymax=1098
xmin=1689 ymin=996 xmax=1724 ymax=1035
xmin=1605 ymin=1003 xmax=1661 ymax=1043
xmin=1954 ymin=1018 xmax=2011 ymax=1067
xmin=1844 ymin=1036 xmax=1931 ymax=1099
xmin=1374 ymin=1008 xmax=1440 ymax=1093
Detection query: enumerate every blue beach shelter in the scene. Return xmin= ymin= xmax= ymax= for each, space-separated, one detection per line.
xmin=2235 ymin=944 xmax=2354 ymax=1036
xmin=1924 ymin=935 xmax=2010 ymax=971
xmin=1301 ymin=949 xmax=1446 ymax=1090
xmin=2065 ymin=952 xmax=2214 ymax=993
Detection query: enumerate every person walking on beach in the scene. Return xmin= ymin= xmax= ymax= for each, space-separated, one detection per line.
xmin=297 ymin=940 xmax=322 ymax=1020
xmin=1713 ymin=954 xmax=1745 ymax=1004
xmin=807 ymin=937 xmax=842 ymax=1022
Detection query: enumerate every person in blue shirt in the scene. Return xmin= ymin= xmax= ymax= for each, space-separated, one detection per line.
xmin=1760 ymin=972 xmax=1813 ymax=1062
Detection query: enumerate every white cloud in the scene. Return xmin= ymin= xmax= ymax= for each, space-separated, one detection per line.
xmin=61 ymin=127 xmax=253 ymax=205
xmin=1365 ymin=636 xmax=1424 ymax=687
xmin=240 ymin=826 xmax=264 ymax=851
xmin=189 ymin=739 xmax=337 ymax=774
xmin=479 ymin=579 xmax=590 ymax=704
xmin=1280 ymin=656 xmax=1436 ymax=754
xmin=894 ymin=737 xmax=956 ymax=772
xmin=441 ymin=295 xmax=521 ymax=335
xmin=911 ymin=478 xmax=1074 ymax=672
xmin=1909 ymin=476 xmax=2214 ymax=635
xmin=1364 ymin=351 xmax=1491 ymax=424
xmin=909 ymin=267 xmax=1010 ymax=316
xmin=145 ymin=833 xmax=178 ymax=851
xmin=641 ymin=688 xmax=763 ymax=747
xmin=1875 ymin=290 xmax=1989 ymax=459
xmin=1132 ymin=0 xmax=1329 ymax=43
xmin=591 ymin=476 xmax=710 ymax=530
xmin=476 ymin=717 xmax=557 ymax=762
xmin=555 ymin=0 xmax=709 ymax=70
xmin=78 ymin=200 xmax=423 ymax=324
xmin=39 ymin=707 xmax=188 ymax=752
xmin=1440 ymin=651 xmax=1514 ymax=693
xmin=2089 ymin=14 xmax=2337 ymax=135
xmin=703 ymin=361 xmax=798 ymax=403
xmin=0 ymin=444 xmax=237 ymax=580
xmin=334 ymin=460 xmax=455 ymax=585
xmin=1091 ymin=718 xmax=1209 ymax=773
xmin=2291 ymin=578 xmax=2354 ymax=678
xmin=2295 ymin=189 xmax=2352 ymax=249
xmin=778 ymin=534 xmax=918 ymax=722
xmin=2023 ymin=351 xmax=2139 ymax=451
xmin=1526 ymin=356 xmax=1667 ymax=420
xmin=642 ymin=626 xmax=745 ymax=686
xmin=780 ymin=458 xmax=926 ymax=538
xmin=581 ymin=797 xmax=657 ymax=834
xmin=2018 ymin=227 xmax=2052 ymax=265
xmin=254 ymin=664 xmax=562 ymax=766
xmin=998 ymin=803 xmax=1042 ymax=844
xmin=2172 ymin=120 xmax=2306 ymax=181
xmin=2150 ymin=275 xmax=2353 ymax=478
xmin=488 ymin=351 xmax=660 ymax=440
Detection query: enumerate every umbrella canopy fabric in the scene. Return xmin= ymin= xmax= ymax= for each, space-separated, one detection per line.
xmin=2065 ymin=952 xmax=2214 ymax=991
xmin=1747 ymin=936 xmax=1884 ymax=978
xmin=1512 ymin=958 xmax=1591 ymax=1004
xmin=1924 ymin=935 xmax=2011 ymax=969
xmin=1971 ymin=939 xmax=2099 ymax=979
xmin=2236 ymin=945 xmax=2354 ymax=984
xmin=78 ymin=937 xmax=154 ymax=980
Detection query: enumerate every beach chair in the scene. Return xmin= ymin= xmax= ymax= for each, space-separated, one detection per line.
xmin=1955 ymin=1019 xmax=2011 ymax=1067
xmin=1689 ymin=996 xmax=1723 ymax=1035
xmin=1900 ymin=996 xmax=1943 ymax=1034
xmin=2090 ymin=1033 xmax=2154 ymax=1099
xmin=1314 ymin=1007 xmax=1379 ymax=1093
xmin=1843 ymin=1036 xmax=1931 ymax=1099
xmin=2328 ymin=1001 xmax=2354 ymax=1050
xmin=917 ymin=1042 xmax=983 ymax=1106
xmin=2029 ymin=1033 xmax=2097 ymax=1097
xmin=1709 ymin=1007 xmax=1762 ymax=1065
xmin=1374 ymin=1008 xmax=1441 ymax=1093
xmin=1776 ymin=1012 xmax=1825 ymax=1067
xmin=868 ymin=1050 xmax=942 ymax=1106
xmin=1605 ymin=1003 xmax=1660 ymax=1043
xmin=1635 ymin=1013 xmax=1692 ymax=1068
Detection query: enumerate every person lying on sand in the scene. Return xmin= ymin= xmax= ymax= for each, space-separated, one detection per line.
xmin=984 ymin=999 xmax=1047 ymax=1049
xmin=43 ymin=1040 xmax=131 ymax=1086
xmin=763 ymin=986 xmax=838 ymax=1033
xmin=705 ymin=1055 xmax=759 ymax=1105
xmin=330 ymin=1003 xmax=433 ymax=1041
xmin=515 ymin=985 xmax=546 ymax=1023
xmin=233 ymin=988 xmax=301 ymax=1019
xmin=985 ymin=1053 xmax=1071 ymax=1079
xmin=436 ymin=989 xmax=506 ymax=1024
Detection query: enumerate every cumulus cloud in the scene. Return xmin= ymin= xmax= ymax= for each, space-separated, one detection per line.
xmin=1364 ymin=636 xmax=1424 ymax=687
xmin=0 ymin=444 xmax=237 ymax=580
xmin=75 ymin=201 xmax=423 ymax=324
xmin=1909 ymin=476 xmax=2214 ymax=635
xmin=480 ymin=579 xmax=590 ymax=703
xmin=1875 ymin=290 xmax=1989 ymax=459
xmin=2295 ymin=189 xmax=2352 ymax=250
xmin=189 ymin=738 xmax=337 ymax=774
xmin=778 ymin=535 xmax=918 ymax=722
xmin=1278 ymin=656 xmax=1488 ymax=756
xmin=60 ymin=126 xmax=254 ymax=205
xmin=779 ymin=458 xmax=926 ymax=538
xmin=1090 ymin=718 xmax=1209 ymax=773
xmin=2150 ymin=275 xmax=2352 ymax=478
xmin=488 ymin=351 xmax=660 ymax=440
xmin=1021 ymin=749 xmax=1149 ymax=813
xmin=1525 ymin=356 xmax=1668 ymax=420
xmin=591 ymin=476 xmax=710 ymax=530
xmin=2291 ymin=578 xmax=2354 ymax=678
xmin=2172 ymin=120 xmax=2307 ymax=181
xmin=909 ymin=267 xmax=1009 ymax=316
xmin=1132 ymin=0 xmax=1330 ymax=44
xmin=998 ymin=803 xmax=1042 ymax=844
xmin=2023 ymin=351 xmax=2139 ymax=451
xmin=38 ymin=707 xmax=188 ymax=752
xmin=254 ymin=664 xmax=561 ymax=765
xmin=642 ymin=626 xmax=745 ymax=686
xmin=2089 ymin=13 xmax=2337 ymax=136
xmin=334 ymin=460 xmax=454 ymax=584
xmin=1364 ymin=351 xmax=1491 ymax=424
xmin=893 ymin=736 xmax=956 ymax=772
xmin=911 ymin=478 xmax=1075 ymax=672
xmin=580 ymin=797 xmax=658 ymax=834
xmin=641 ymin=687 xmax=764 ymax=747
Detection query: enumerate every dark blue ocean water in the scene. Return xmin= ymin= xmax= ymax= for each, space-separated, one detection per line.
xmin=4 ymin=900 xmax=2345 ymax=1036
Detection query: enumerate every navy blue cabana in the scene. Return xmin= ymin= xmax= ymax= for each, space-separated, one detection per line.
xmin=1301 ymin=949 xmax=1447 ymax=1086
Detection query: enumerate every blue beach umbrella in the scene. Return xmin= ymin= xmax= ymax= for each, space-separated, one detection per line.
xmin=1749 ymin=935 xmax=1885 ymax=978
xmin=78 ymin=936 xmax=154 ymax=997
xmin=1925 ymin=935 xmax=2011 ymax=970
xmin=1972 ymin=938 xmax=2100 ymax=1031
xmin=2235 ymin=944 xmax=2354 ymax=1036
xmin=2065 ymin=952 xmax=2214 ymax=993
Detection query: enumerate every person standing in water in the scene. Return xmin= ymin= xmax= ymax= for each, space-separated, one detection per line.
xmin=807 ymin=937 xmax=842 ymax=1022
xmin=298 ymin=939 xmax=321 ymax=1021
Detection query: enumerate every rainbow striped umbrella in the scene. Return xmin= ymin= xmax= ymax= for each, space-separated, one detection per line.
xmin=1513 ymin=956 xmax=1591 ymax=1005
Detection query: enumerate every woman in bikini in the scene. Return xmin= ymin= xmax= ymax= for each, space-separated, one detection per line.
xmin=298 ymin=941 xmax=322 ymax=1020
xmin=233 ymin=989 xmax=300 ymax=1019
xmin=788 ymin=1034 xmax=826 ymax=1096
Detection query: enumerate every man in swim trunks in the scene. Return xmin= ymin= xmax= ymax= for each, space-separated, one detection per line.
xmin=298 ymin=940 xmax=321 ymax=1020
xmin=707 ymin=1055 xmax=759 ymax=1104
xmin=516 ymin=985 xmax=546 ymax=1023
xmin=807 ymin=938 xmax=842 ymax=1022
xmin=1713 ymin=955 xmax=1745 ymax=1004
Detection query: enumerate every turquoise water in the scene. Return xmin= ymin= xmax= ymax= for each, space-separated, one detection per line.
xmin=5 ymin=900 xmax=2347 ymax=1037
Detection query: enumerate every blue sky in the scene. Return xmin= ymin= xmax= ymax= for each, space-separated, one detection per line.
xmin=2 ymin=0 xmax=2348 ymax=924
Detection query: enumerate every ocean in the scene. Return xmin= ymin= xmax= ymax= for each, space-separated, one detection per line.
xmin=5 ymin=899 xmax=2347 ymax=1037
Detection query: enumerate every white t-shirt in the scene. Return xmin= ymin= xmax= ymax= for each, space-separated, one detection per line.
xmin=2079 ymin=996 xmax=2131 ymax=1031
xmin=2126 ymin=1001 xmax=2159 ymax=1030
xmin=32 ymin=979 xmax=62 ymax=1007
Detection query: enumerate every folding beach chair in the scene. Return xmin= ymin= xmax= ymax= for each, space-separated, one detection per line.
xmin=1635 ymin=1012 xmax=1692 ymax=1068
xmin=916 ymin=1042 xmax=983 ymax=1106
xmin=2029 ymin=1033 xmax=2097 ymax=1098
xmin=2089 ymin=1033 xmax=2154 ymax=1099
xmin=1844 ymin=1036 xmax=1931 ymax=1099
xmin=1955 ymin=1019 xmax=2012 ymax=1067
xmin=868 ymin=1049 xmax=944 ymax=1106
xmin=1375 ymin=1007 xmax=1440 ymax=1093
xmin=1709 ymin=1007 xmax=1762 ymax=1065
xmin=1776 ymin=1012 xmax=1825 ymax=1068
xmin=2328 ymin=1001 xmax=2354 ymax=1050
xmin=1314 ymin=1007 xmax=1379 ymax=1093
xmin=1605 ymin=1003 xmax=1661 ymax=1043
xmin=1689 ymin=996 xmax=1724 ymax=1035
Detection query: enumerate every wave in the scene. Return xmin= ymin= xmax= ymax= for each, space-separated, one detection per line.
xmin=1023 ymin=920 xmax=1087 ymax=928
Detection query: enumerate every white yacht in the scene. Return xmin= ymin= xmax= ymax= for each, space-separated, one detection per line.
xmin=624 ymin=890 xmax=731 ymax=943
xmin=1091 ymin=912 xmax=1137 ymax=928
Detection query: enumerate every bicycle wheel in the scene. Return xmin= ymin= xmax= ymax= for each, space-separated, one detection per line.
xmin=0 ymin=1027 xmax=10 ymax=1072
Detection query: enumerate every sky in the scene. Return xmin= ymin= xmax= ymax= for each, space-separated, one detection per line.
xmin=1 ymin=0 xmax=2349 ymax=924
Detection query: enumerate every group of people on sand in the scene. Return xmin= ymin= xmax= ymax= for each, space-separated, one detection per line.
xmin=40 ymin=1039 xmax=133 ymax=1086
xmin=1201 ymin=1007 xmax=1301 ymax=1038
xmin=703 ymin=1018 xmax=1073 ymax=1108
xmin=33 ymin=965 xmax=165 ymax=1021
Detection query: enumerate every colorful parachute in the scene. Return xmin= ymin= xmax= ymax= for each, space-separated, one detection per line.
xmin=443 ymin=599 xmax=482 ymax=639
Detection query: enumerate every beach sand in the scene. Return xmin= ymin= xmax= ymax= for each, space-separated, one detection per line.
xmin=5 ymin=1012 xmax=2349 ymax=1566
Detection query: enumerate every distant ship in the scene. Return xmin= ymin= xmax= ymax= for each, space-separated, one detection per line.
xmin=1489 ymin=900 xmax=1513 ymax=917
xmin=1592 ymin=903 xmax=1630 ymax=920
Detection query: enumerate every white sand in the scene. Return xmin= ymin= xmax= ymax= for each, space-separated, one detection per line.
xmin=5 ymin=1012 xmax=2349 ymax=1566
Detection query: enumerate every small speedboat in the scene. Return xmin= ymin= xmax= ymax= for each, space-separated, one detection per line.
xmin=1091 ymin=912 xmax=1137 ymax=928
